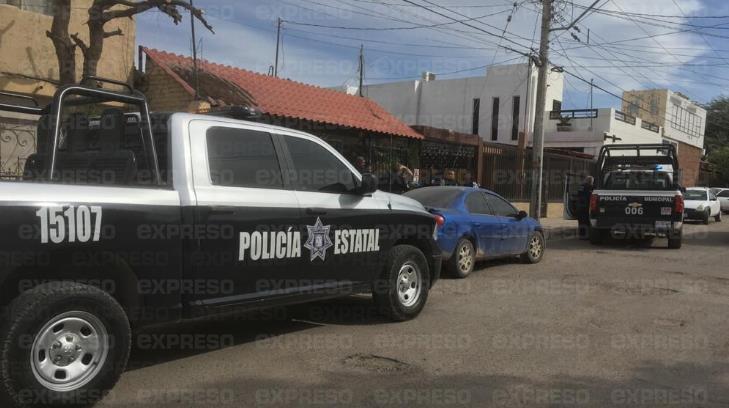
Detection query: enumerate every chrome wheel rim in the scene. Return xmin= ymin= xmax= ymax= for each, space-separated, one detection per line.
xmin=30 ymin=311 xmax=109 ymax=392
xmin=529 ymin=235 xmax=543 ymax=259
xmin=397 ymin=262 xmax=422 ymax=308
xmin=457 ymin=242 xmax=473 ymax=274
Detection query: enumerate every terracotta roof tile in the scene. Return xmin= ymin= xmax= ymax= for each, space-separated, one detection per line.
xmin=143 ymin=48 xmax=423 ymax=140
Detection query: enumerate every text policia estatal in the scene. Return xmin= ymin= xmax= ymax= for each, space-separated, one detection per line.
xmin=239 ymin=227 xmax=381 ymax=261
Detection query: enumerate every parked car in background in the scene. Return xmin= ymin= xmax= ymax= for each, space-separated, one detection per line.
xmin=404 ymin=187 xmax=545 ymax=278
xmin=684 ymin=187 xmax=722 ymax=224
xmin=717 ymin=189 xmax=729 ymax=213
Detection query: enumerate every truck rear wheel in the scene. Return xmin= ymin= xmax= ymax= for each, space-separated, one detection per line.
xmin=0 ymin=282 xmax=130 ymax=407
xmin=373 ymin=245 xmax=430 ymax=322
xmin=588 ymin=227 xmax=606 ymax=245
xmin=668 ymin=230 xmax=683 ymax=249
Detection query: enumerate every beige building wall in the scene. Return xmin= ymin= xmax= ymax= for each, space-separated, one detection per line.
xmin=140 ymin=59 xmax=195 ymax=113
xmin=0 ymin=0 xmax=136 ymax=100
xmin=622 ymin=89 xmax=669 ymax=126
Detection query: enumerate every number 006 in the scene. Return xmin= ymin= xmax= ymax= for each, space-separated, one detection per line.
xmin=625 ymin=207 xmax=644 ymax=216
xmin=36 ymin=206 xmax=103 ymax=244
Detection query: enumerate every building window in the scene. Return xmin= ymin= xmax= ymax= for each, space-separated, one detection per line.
xmin=491 ymin=97 xmax=499 ymax=141
xmin=511 ymin=96 xmax=520 ymax=141
xmin=0 ymin=0 xmax=53 ymax=15
xmin=472 ymin=98 xmax=480 ymax=135
xmin=552 ymin=100 xmax=562 ymax=112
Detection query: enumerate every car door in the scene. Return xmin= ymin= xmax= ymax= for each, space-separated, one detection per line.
xmin=483 ymin=193 xmax=529 ymax=255
xmin=709 ymin=193 xmax=721 ymax=216
xmin=718 ymin=190 xmax=729 ymax=212
xmin=563 ymin=173 xmax=581 ymax=220
xmin=187 ymin=121 xmax=303 ymax=307
xmin=464 ymin=192 xmax=503 ymax=257
xmin=277 ymin=133 xmax=390 ymax=289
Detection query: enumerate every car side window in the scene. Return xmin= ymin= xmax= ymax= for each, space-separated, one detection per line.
xmin=483 ymin=194 xmax=518 ymax=217
xmin=719 ymin=190 xmax=729 ymax=198
xmin=282 ymin=136 xmax=357 ymax=194
xmin=206 ymin=127 xmax=283 ymax=189
xmin=466 ymin=192 xmax=491 ymax=214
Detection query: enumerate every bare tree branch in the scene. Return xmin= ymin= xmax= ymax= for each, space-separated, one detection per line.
xmin=104 ymin=28 xmax=124 ymax=38
xmin=100 ymin=0 xmax=214 ymax=33
xmin=70 ymin=33 xmax=89 ymax=56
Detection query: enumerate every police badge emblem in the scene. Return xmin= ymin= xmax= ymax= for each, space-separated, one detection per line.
xmin=304 ymin=217 xmax=333 ymax=261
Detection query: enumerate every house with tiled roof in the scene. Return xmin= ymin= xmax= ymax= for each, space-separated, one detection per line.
xmin=139 ymin=47 xmax=422 ymax=175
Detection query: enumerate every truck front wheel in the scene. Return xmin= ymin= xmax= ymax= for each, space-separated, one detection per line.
xmin=373 ymin=245 xmax=430 ymax=322
xmin=0 ymin=282 xmax=130 ymax=407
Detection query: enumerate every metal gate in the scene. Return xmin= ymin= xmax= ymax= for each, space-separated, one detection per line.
xmin=0 ymin=117 xmax=37 ymax=180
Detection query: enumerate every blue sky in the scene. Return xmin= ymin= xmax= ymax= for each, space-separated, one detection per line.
xmin=136 ymin=0 xmax=729 ymax=109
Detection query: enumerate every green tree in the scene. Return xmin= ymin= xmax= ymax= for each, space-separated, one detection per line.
xmin=708 ymin=147 xmax=729 ymax=186
xmin=704 ymin=96 xmax=729 ymax=155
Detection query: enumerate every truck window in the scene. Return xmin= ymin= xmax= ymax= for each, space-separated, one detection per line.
xmin=604 ymin=171 xmax=671 ymax=190
xmin=24 ymin=104 xmax=157 ymax=187
xmin=206 ymin=127 xmax=283 ymax=189
xmin=282 ymin=136 xmax=357 ymax=194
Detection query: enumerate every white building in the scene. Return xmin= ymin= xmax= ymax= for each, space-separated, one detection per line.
xmin=360 ymin=63 xmax=669 ymax=157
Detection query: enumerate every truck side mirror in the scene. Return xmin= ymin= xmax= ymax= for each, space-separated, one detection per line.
xmin=357 ymin=173 xmax=378 ymax=195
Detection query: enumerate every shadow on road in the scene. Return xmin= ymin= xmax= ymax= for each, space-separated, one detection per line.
xmin=128 ymin=359 xmax=729 ymax=407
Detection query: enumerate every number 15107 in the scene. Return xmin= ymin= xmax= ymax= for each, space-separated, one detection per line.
xmin=36 ymin=206 xmax=103 ymax=244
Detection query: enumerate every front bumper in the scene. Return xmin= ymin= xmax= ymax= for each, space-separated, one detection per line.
xmin=684 ymin=209 xmax=707 ymax=220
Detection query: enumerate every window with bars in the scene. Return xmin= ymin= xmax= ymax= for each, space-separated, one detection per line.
xmin=0 ymin=0 xmax=54 ymax=16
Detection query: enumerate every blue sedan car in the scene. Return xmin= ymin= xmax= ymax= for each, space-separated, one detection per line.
xmin=404 ymin=187 xmax=545 ymax=278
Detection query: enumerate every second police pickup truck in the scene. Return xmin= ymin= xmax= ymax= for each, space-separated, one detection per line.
xmin=588 ymin=144 xmax=684 ymax=249
xmin=0 ymin=82 xmax=441 ymax=407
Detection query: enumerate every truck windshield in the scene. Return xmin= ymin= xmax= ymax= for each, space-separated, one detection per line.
xmin=603 ymin=171 xmax=672 ymax=190
xmin=684 ymin=190 xmax=707 ymax=200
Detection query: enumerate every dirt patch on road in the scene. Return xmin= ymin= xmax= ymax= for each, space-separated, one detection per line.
xmin=341 ymin=354 xmax=413 ymax=373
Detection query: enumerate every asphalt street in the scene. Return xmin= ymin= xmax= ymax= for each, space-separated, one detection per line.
xmin=99 ymin=220 xmax=729 ymax=407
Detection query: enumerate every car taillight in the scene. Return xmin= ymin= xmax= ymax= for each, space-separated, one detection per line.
xmin=674 ymin=195 xmax=684 ymax=214
xmin=589 ymin=194 xmax=599 ymax=214
xmin=433 ymin=214 xmax=446 ymax=227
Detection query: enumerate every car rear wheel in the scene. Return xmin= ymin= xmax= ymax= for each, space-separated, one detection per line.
xmin=447 ymin=238 xmax=475 ymax=279
xmin=715 ymin=211 xmax=722 ymax=222
xmin=0 ymin=282 xmax=130 ymax=408
xmin=373 ymin=245 xmax=430 ymax=322
xmin=520 ymin=231 xmax=545 ymax=264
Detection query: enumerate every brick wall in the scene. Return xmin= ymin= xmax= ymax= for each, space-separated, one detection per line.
xmin=678 ymin=141 xmax=702 ymax=187
xmin=141 ymin=59 xmax=194 ymax=113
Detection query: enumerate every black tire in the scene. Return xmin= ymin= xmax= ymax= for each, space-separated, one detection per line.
xmin=446 ymin=238 xmax=475 ymax=279
xmin=373 ymin=245 xmax=430 ymax=322
xmin=668 ymin=230 xmax=683 ymax=249
xmin=588 ymin=226 xmax=605 ymax=245
xmin=520 ymin=231 xmax=545 ymax=264
xmin=715 ymin=211 xmax=722 ymax=222
xmin=0 ymin=282 xmax=130 ymax=408
xmin=703 ymin=210 xmax=711 ymax=225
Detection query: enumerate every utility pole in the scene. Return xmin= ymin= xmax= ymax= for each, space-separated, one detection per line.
xmin=358 ymin=44 xmax=364 ymax=97
xmin=529 ymin=0 xmax=601 ymax=220
xmin=274 ymin=18 xmax=282 ymax=77
xmin=590 ymin=78 xmax=594 ymax=129
xmin=529 ymin=0 xmax=552 ymax=220
xmin=190 ymin=0 xmax=200 ymax=98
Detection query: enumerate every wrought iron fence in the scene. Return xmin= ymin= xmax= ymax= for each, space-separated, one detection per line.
xmin=480 ymin=142 xmax=594 ymax=203
xmin=0 ymin=117 xmax=37 ymax=181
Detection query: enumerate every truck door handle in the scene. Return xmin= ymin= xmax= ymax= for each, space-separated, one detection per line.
xmin=306 ymin=208 xmax=328 ymax=216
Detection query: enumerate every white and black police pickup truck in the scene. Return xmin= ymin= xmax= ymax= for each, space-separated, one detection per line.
xmin=0 ymin=80 xmax=441 ymax=407
xmin=588 ymin=144 xmax=684 ymax=249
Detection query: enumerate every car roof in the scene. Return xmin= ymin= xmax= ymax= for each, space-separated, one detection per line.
xmin=411 ymin=186 xmax=502 ymax=196
xmin=687 ymin=187 xmax=709 ymax=191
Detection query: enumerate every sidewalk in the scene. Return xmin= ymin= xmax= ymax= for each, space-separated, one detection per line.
xmin=539 ymin=217 xmax=579 ymax=241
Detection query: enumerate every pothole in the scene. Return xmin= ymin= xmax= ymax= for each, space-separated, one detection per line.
xmin=342 ymin=353 xmax=411 ymax=373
